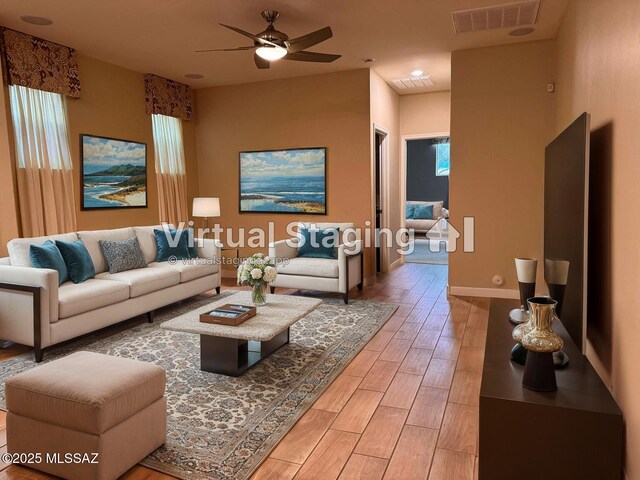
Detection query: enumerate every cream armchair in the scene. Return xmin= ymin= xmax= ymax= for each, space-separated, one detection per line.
xmin=268 ymin=223 xmax=363 ymax=304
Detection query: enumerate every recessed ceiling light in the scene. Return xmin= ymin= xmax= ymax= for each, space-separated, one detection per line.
xmin=20 ymin=15 xmax=53 ymax=26
xmin=185 ymin=73 xmax=204 ymax=79
xmin=363 ymin=58 xmax=375 ymax=64
xmin=411 ymin=69 xmax=424 ymax=77
xmin=509 ymin=27 xmax=535 ymax=36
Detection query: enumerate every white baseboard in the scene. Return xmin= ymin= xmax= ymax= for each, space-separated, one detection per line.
xmin=388 ymin=258 xmax=403 ymax=273
xmin=448 ymin=285 xmax=519 ymax=299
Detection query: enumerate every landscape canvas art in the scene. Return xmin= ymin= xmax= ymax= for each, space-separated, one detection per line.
xmin=240 ymin=147 xmax=326 ymax=214
xmin=81 ymin=134 xmax=147 ymax=209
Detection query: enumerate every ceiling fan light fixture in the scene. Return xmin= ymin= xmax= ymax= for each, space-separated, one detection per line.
xmin=256 ymin=45 xmax=287 ymax=61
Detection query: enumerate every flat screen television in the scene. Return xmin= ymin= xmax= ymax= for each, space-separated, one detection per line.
xmin=544 ymin=112 xmax=590 ymax=353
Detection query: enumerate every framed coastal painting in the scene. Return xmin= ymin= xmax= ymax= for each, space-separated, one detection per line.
xmin=80 ymin=134 xmax=147 ymax=210
xmin=239 ymin=147 xmax=326 ymax=214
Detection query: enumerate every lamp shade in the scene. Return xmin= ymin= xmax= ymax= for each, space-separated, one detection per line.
xmin=192 ymin=197 xmax=220 ymax=217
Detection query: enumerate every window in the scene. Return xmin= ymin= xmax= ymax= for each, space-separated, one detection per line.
xmin=435 ymin=142 xmax=450 ymax=176
xmin=152 ymin=114 xmax=186 ymax=175
xmin=151 ymin=114 xmax=188 ymax=225
xmin=9 ymin=85 xmax=73 ymax=170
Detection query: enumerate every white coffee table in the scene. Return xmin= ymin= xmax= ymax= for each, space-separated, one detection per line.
xmin=161 ymin=291 xmax=321 ymax=376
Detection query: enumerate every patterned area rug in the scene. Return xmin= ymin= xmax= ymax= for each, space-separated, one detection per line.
xmin=0 ymin=292 xmax=397 ymax=479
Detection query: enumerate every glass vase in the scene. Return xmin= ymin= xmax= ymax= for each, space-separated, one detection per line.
xmin=251 ymin=282 xmax=267 ymax=306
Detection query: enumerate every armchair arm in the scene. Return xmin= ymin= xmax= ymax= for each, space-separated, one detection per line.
xmin=269 ymin=239 xmax=299 ymax=260
xmin=0 ymin=265 xmax=57 ymax=355
xmin=338 ymin=240 xmax=364 ymax=294
xmin=195 ymin=237 xmax=222 ymax=261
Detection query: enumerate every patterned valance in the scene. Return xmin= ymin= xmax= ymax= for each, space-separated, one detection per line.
xmin=144 ymin=74 xmax=193 ymax=121
xmin=0 ymin=27 xmax=81 ymax=98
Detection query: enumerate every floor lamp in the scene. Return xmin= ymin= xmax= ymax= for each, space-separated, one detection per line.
xmin=193 ymin=197 xmax=220 ymax=238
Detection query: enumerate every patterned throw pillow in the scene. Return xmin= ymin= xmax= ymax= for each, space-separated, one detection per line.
xmin=99 ymin=236 xmax=147 ymax=274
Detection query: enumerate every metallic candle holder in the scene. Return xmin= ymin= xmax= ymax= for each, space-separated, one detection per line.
xmin=522 ymin=297 xmax=564 ymax=392
xmin=509 ymin=258 xmax=537 ymax=325
xmin=545 ymin=259 xmax=571 ymax=369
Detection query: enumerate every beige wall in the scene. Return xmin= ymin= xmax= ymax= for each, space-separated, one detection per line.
xmin=370 ymin=70 xmax=401 ymax=269
xmin=0 ymin=54 xmax=200 ymax=245
xmin=449 ymin=41 xmax=555 ymax=292
xmin=400 ymin=91 xmax=451 ymax=137
xmin=66 ymin=55 xmax=199 ymax=231
xmin=194 ymin=69 xmax=374 ymax=275
xmin=555 ymin=1 xmax=640 ymax=477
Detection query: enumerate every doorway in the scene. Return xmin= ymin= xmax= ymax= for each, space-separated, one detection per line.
xmin=402 ymin=134 xmax=450 ymax=264
xmin=373 ymin=126 xmax=389 ymax=274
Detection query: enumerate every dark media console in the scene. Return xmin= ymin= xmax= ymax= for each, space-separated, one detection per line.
xmin=479 ymin=299 xmax=623 ymax=480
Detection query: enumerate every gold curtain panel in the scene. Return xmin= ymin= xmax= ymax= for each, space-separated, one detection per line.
xmin=144 ymin=74 xmax=193 ymax=121
xmin=0 ymin=28 xmax=81 ymax=98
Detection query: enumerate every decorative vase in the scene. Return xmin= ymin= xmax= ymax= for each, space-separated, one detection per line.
xmin=510 ymin=311 xmax=535 ymax=365
xmin=509 ymin=258 xmax=537 ymax=325
xmin=251 ymin=282 xmax=267 ymax=306
xmin=521 ymin=297 xmax=563 ymax=392
xmin=545 ymin=259 xmax=571 ymax=368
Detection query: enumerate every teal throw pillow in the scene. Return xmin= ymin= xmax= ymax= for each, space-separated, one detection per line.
xmin=29 ymin=240 xmax=69 ymax=285
xmin=406 ymin=203 xmax=415 ymax=219
xmin=297 ymin=228 xmax=339 ymax=259
xmin=154 ymin=228 xmax=192 ymax=262
xmin=413 ymin=204 xmax=434 ymax=219
xmin=55 ymin=240 xmax=96 ymax=284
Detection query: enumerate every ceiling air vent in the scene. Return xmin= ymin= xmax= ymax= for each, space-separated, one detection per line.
xmin=452 ymin=0 xmax=540 ymax=34
xmin=392 ymin=75 xmax=434 ymax=90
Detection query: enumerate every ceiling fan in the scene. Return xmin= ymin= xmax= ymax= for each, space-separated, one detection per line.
xmin=197 ymin=10 xmax=341 ymax=70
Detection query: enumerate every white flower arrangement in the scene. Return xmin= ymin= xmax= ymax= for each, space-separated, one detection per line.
xmin=237 ymin=253 xmax=278 ymax=287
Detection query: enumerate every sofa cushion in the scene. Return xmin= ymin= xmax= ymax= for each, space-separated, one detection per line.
xmin=58 ymin=279 xmax=130 ymax=319
xmin=406 ymin=219 xmax=438 ymax=232
xmin=5 ymin=351 xmax=166 ymax=435
xmin=29 ymin=241 xmax=69 ymax=285
xmin=148 ymin=259 xmax=219 ymax=283
xmin=408 ymin=201 xmax=444 ymax=220
xmin=56 ymin=240 xmax=96 ymax=284
xmin=7 ymin=232 xmax=78 ymax=267
xmin=99 ymin=236 xmax=147 ymax=273
xmin=96 ymin=267 xmax=180 ymax=297
xmin=413 ymin=204 xmax=434 ymax=219
xmin=154 ymin=228 xmax=192 ymax=262
xmin=297 ymin=228 xmax=339 ymax=259
xmin=78 ymin=227 xmax=135 ymax=274
xmin=134 ymin=225 xmax=167 ymax=264
xmin=276 ymin=257 xmax=339 ymax=278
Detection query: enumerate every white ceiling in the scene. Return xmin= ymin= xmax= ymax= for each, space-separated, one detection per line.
xmin=0 ymin=0 xmax=568 ymax=95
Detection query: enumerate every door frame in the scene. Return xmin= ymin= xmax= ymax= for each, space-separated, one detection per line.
xmin=400 ymin=132 xmax=450 ymax=262
xmin=373 ymin=124 xmax=390 ymax=273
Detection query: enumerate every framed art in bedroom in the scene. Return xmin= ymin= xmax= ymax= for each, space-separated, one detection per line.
xmin=239 ymin=147 xmax=327 ymax=214
xmin=80 ymin=134 xmax=148 ymax=210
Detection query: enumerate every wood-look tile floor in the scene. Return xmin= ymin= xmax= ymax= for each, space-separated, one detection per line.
xmin=0 ymin=263 xmax=487 ymax=480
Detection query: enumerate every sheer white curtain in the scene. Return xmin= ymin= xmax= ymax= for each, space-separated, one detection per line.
xmin=152 ymin=114 xmax=188 ymax=226
xmin=9 ymin=85 xmax=77 ymax=237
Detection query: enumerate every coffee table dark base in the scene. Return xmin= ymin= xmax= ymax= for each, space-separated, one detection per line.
xmin=200 ymin=328 xmax=290 ymax=376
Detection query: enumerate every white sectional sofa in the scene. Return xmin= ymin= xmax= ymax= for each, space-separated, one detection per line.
xmin=0 ymin=226 xmax=221 ymax=361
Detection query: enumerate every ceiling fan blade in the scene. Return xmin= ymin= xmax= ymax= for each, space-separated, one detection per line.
xmin=196 ymin=46 xmax=255 ymax=52
xmin=220 ymin=24 xmax=279 ymax=48
xmin=254 ymin=53 xmax=270 ymax=69
xmin=284 ymin=51 xmax=341 ymax=63
xmin=286 ymin=26 xmax=333 ymax=53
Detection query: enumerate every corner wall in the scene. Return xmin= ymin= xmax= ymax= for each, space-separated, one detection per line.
xmin=194 ymin=69 xmax=374 ymax=275
xmin=370 ymin=70 xmax=401 ymax=270
xmin=449 ymin=41 xmax=555 ymax=293
xmin=555 ymin=1 xmax=640 ymax=476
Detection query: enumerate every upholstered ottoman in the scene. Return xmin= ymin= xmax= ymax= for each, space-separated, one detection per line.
xmin=5 ymin=351 xmax=166 ymax=480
